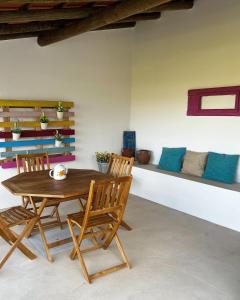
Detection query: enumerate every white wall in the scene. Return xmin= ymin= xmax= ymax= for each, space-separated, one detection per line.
xmin=130 ymin=0 xmax=240 ymax=231
xmin=131 ymin=0 xmax=240 ymax=163
xmin=0 ymin=30 xmax=132 ymax=207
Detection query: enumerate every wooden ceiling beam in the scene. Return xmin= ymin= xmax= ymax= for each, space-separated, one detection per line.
xmin=0 ymin=32 xmax=38 ymax=40
xmin=0 ymin=0 xmax=118 ymax=2
xmin=38 ymin=0 xmax=172 ymax=46
xmin=97 ymin=22 xmax=136 ymax=30
xmin=0 ymin=8 xmax=90 ymax=23
xmin=147 ymin=0 xmax=194 ymax=12
xmin=0 ymin=12 xmax=159 ymax=35
xmin=0 ymin=21 xmax=136 ymax=40
xmin=0 ymin=21 xmax=63 ymax=34
xmin=119 ymin=12 xmax=161 ymax=23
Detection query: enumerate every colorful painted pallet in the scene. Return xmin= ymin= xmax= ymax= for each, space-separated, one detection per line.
xmin=0 ymin=99 xmax=75 ymax=169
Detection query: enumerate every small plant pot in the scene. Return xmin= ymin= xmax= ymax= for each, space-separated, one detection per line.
xmin=97 ymin=162 xmax=109 ymax=173
xmin=55 ymin=140 xmax=62 ymax=147
xmin=40 ymin=122 xmax=48 ymax=130
xmin=57 ymin=111 xmax=64 ymax=120
xmin=137 ymin=150 xmax=151 ymax=164
xmin=12 ymin=132 xmax=21 ymax=141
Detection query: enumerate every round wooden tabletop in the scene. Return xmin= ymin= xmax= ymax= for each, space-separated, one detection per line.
xmin=2 ymin=169 xmax=112 ymax=199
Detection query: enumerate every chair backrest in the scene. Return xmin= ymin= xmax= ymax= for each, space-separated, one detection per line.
xmin=107 ymin=154 xmax=134 ymax=177
xmin=16 ymin=153 xmax=50 ymax=174
xmin=83 ymin=176 xmax=132 ymax=247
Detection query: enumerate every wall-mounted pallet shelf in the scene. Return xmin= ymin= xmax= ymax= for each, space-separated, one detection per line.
xmin=0 ymin=99 xmax=75 ymax=169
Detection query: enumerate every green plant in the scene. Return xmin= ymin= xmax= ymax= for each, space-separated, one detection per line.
xmin=40 ymin=112 xmax=49 ymax=123
xmin=96 ymin=151 xmax=111 ymax=163
xmin=56 ymin=101 xmax=65 ymax=112
xmin=55 ymin=130 xmax=63 ymax=141
xmin=11 ymin=120 xmax=21 ymax=134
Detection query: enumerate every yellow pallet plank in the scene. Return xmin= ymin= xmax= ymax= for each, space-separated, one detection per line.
xmin=0 ymin=100 xmax=74 ymax=108
xmin=0 ymin=120 xmax=75 ymax=128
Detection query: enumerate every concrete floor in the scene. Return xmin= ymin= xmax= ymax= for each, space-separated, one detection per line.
xmin=0 ymin=195 xmax=240 ymax=300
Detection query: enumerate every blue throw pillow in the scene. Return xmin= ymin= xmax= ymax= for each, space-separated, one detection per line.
xmin=158 ymin=147 xmax=186 ymax=172
xmin=203 ymin=152 xmax=239 ymax=184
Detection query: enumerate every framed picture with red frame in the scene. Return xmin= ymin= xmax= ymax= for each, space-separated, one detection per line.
xmin=187 ymin=86 xmax=240 ymax=116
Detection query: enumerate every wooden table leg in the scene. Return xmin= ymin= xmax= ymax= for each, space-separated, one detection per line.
xmin=29 ymin=196 xmax=53 ymax=262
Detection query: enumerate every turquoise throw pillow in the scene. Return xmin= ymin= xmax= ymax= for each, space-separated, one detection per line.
xmin=159 ymin=147 xmax=186 ymax=172
xmin=203 ymin=152 xmax=239 ymax=184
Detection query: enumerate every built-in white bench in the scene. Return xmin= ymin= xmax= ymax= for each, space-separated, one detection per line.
xmin=131 ymin=163 xmax=240 ymax=232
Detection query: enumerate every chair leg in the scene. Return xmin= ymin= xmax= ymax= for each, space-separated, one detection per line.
xmin=79 ymin=198 xmax=85 ymax=211
xmin=114 ymin=233 xmax=131 ymax=269
xmin=0 ymin=228 xmax=12 ymax=245
xmin=29 ymin=197 xmax=53 ymax=262
xmin=0 ymin=218 xmax=37 ymax=269
xmin=37 ymin=221 xmax=53 ymax=262
xmin=67 ymin=219 xmax=91 ymax=283
xmin=68 ymin=222 xmax=131 ymax=283
xmin=120 ymin=220 xmax=132 ymax=231
xmin=112 ymin=212 xmax=132 ymax=231
xmin=88 ymin=233 xmax=130 ymax=282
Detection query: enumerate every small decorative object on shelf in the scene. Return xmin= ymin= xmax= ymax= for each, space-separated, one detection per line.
xmin=54 ymin=130 xmax=63 ymax=147
xmin=56 ymin=101 xmax=64 ymax=120
xmin=96 ymin=151 xmax=110 ymax=173
xmin=122 ymin=148 xmax=135 ymax=158
xmin=40 ymin=112 xmax=49 ymax=129
xmin=122 ymin=131 xmax=136 ymax=158
xmin=137 ymin=149 xmax=151 ymax=165
xmin=11 ymin=120 xmax=21 ymax=141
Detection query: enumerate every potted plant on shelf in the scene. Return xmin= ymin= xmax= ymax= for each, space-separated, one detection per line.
xmin=56 ymin=101 xmax=64 ymax=120
xmin=96 ymin=151 xmax=110 ymax=173
xmin=11 ymin=120 xmax=21 ymax=141
xmin=40 ymin=112 xmax=49 ymax=129
xmin=55 ymin=130 xmax=63 ymax=147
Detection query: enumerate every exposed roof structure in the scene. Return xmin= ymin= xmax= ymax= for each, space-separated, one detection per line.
xmin=0 ymin=0 xmax=194 ymax=45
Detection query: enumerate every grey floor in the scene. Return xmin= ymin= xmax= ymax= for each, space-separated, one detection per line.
xmin=0 ymin=195 xmax=240 ymax=300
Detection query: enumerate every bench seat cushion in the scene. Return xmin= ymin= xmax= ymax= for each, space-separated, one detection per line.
xmin=182 ymin=150 xmax=208 ymax=177
xmin=203 ymin=152 xmax=239 ymax=184
xmin=158 ymin=147 xmax=186 ymax=172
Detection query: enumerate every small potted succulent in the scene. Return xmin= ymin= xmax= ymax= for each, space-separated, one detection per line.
xmin=96 ymin=151 xmax=111 ymax=173
xmin=11 ymin=120 xmax=21 ymax=141
xmin=55 ymin=130 xmax=63 ymax=147
xmin=56 ymin=101 xmax=64 ymax=120
xmin=40 ymin=112 xmax=49 ymax=129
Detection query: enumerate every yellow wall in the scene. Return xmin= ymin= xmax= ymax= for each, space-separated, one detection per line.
xmin=131 ymin=0 xmax=240 ymax=164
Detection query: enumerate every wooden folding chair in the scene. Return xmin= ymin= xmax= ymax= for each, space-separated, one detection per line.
xmin=16 ymin=153 xmax=62 ymax=230
xmin=67 ymin=176 xmax=132 ymax=283
xmin=107 ymin=154 xmax=134 ymax=231
xmin=107 ymin=153 xmax=134 ymax=177
xmin=0 ymin=206 xmax=39 ymax=269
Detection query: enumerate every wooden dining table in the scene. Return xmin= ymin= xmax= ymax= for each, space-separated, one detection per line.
xmin=1 ymin=169 xmax=112 ymax=262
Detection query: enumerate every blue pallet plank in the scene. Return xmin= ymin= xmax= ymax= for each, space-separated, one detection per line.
xmin=0 ymin=138 xmax=75 ymax=148
xmin=0 ymin=146 xmax=75 ymax=158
